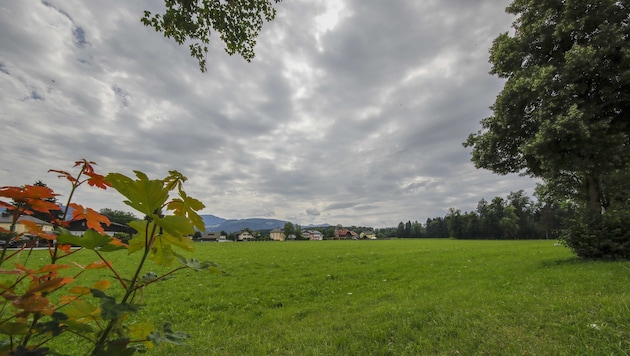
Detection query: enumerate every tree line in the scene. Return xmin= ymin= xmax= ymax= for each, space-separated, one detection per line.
xmin=390 ymin=190 xmax=568 ymax=240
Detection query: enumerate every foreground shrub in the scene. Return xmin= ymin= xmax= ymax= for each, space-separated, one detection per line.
xmin=0 ymin=160 xmax=217 ymax=355
xmin=562 ymin=206 xmax=630 ymax=260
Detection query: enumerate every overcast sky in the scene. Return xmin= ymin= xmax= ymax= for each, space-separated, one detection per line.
xmin=0 ymin=0 xmax=539 ymax=228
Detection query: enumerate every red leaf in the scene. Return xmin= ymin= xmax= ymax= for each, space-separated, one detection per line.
xmin=48 ymin=169 xmax=78 ymax=184
xmin=58 ymin=244 xmax=72 ymax=253
xmin=69 ymin=203 xmax=111 ymax=234
xmin=27 ymin=277 xmax=73 ymax=294
xmin=85 ymin=261 xmax=112 ymax=270
xmin=85 ymin=172 xmax=111 ymax=189
xmin=12 ymin=293 xmax=52 ymax=314
xmin=0 ymin=185 xmax=60 ymax=216
xmin=38 ymin=264 xmax=71 ymax=273
xmin=0 ymin=200 xmax=14 ymax=209
xmin=20 ymin=220 xmax=56 ymax=240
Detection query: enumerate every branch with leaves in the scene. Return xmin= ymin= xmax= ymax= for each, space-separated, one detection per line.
xmin=142 ymin=0 xmax=282 ymax=72
xmin=0 ymin=160 xmax=219 ymax=354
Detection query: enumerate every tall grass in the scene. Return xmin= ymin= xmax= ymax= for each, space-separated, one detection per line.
xmin=45 ymin=239 xmax=629 ymax=355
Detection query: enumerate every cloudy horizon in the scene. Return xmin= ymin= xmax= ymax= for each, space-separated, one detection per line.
xmin=0 ymin=1 xmax=539 ymax=228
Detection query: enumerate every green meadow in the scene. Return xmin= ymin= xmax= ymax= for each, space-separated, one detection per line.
xmin=45 ymin=239 xmax=629 ymax=355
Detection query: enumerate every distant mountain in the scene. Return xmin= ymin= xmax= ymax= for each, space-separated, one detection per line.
xmin=0 ymin=208 xmax=317 ymax=234
xmin=305 ymin=223 xmax=331 ymax=228
xmin=200 ymin=214 xmax=287 ymax=233
xmin=201 ymin=214 xmax=227 ymax=229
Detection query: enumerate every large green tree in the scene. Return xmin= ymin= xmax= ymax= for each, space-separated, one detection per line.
xmin=99 ymin=208 xmax=138 ymax=225
xmin=464 ymin=0 xmax=630 ymax=258
xmin=143 ymin=0 xmax=282 ymax=72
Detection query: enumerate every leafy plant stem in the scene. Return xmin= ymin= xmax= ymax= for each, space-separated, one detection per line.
xmin=94 ymin=250 xmax=127 ymax=289
xmin=20 ymin=313 xmax=41 ymax=346
xmin=91 ymin=223 xmax=157 ymax=355
xmin=0 ymin=207 xmax=22 ymax=268
xmin=132 ymin=266 xmax=186 ymax=294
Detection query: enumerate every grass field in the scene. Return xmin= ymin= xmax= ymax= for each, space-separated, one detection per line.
xmin=42 ymin=239 xmax=630 ymax=355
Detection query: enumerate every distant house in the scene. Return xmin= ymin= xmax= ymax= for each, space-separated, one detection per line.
xmin=302 ymin=230 xmax=323 ymax=241
xmin=200 ymin=232 xmax=222 ymax=242
xmin=0 ymin=215 xmax=53 ymax=235
xmin=66 ymin=219 xmax=135 ymax=237
xmin=360 ymin=231 xmax=377 ymax=240
xmin=334 ymin=229 xmax=358 ymax=240
xmin=236 ymin=230 xmax=255 ymax=241
xmin=0 ymin=215 xmax=54 ymax=247
xmin=270 ymin=228 xmax=286 ymax=241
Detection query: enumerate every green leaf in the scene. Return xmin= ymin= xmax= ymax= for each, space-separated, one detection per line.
xmin=174 ymin=253 xmax=222 ymax=273
xmin=162 ymin=170 xmax=187 ymax=192
xmin=160 ymin=230 xmax=194 ymax=252
xmin=0 ymin=321 xmax=30 ymax=336
xmin=166 ymin=190 xmax=205 ymax=232
xmin=127 ymin=220 xmax=153 ymax=254
xmin=105 ymin=172 xmax=169 ymax=217
xmin=35 ymin=312 xmax=68 ymax=337
xmin=147 ymin=322 xmax=190 ymax=346
xmin=139 ymin=271 xmax=158 ymax=284
xmin=150 ymin=242 xmax=176 ymax=266
xmin=153 ymin=215 xmax=195 ymax=238
xmin=63 ymin=319 xmax=95 ymax=334
xmin=91 ymin=289 xmax=138 ymax=320
xmin=56 ymin=228 xmax=126 ymax=251
xmin=64 ymin=299 xmax=100 ymax=321
xmin=149 ymin=230 xmax=194 ymax=266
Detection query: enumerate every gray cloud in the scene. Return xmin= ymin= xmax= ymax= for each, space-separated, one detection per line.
xmin=306 ymin=208 xmax=321 ymax=216
xmin=0 ymin=0 xmax=539 ymax=228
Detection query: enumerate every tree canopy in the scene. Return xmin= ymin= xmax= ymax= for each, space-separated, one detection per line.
xmin=142 ymin=0 xmax=282 ymax=72
xmin=99 ymin=208 xmax=138 ymax=225
xmin=464 ymin=0 xmax=630 ymax=258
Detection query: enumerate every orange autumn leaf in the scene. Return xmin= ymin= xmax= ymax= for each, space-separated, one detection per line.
xmin=71 ymin=159 xmax=110 ymax=189
xmin=13 ymin=263 xmax=36 ymax=275
xmin=20 ymin=220 xmax=56 ymax=240
xmin=92 ymin=280 xmax=111 ymax=291
xmin=1 ymin=185 xmax=54 ymax=202
xmin=85 ymin=172 xmax=110 ymax=189
xmin=28 ymin=199 xmax=62 ymax=215
xmin=27 ymin=277 xmax=74 ymax=295
xmin=0 ymin=268 xmax=23 ymax=275
xmin=85 ymin=261 xmax=112 ymax=270
xmin=0 ymin=200 xmax=13 ymax=209
xmin=22 ymin=185 xmax=57 ymax=200
xmin=37 ymin=231 xmax=57 ymax=241
xmin=38 ymin=264 xmax=71 ymax=273
xmin=60 ymin=295 xmax=80 ymax=304
xmin=74 ymin=159 xmax=97 ymax=172
xmin=0 ymin=185 xmax=59 ymax=216
xmin=21 ymin=220 xmax=41 ymax=234
xmin=69 ymin=203 xmax=110 ymax=234
xmin=12 ymin=293 xmax=52 ymax=314
xmin=68 ymin=286 xmax=91 ymax=295
xmin=108 ymin=238 xmax=128 ymax=248
xmin=48 ymin=169 xmax=79 ymax=184
xmin=57 ymin=244 xmax=72 ymax=253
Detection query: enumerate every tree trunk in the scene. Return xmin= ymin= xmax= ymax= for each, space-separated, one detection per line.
xmin=585 ymin=176 xmax=603 ymax=214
